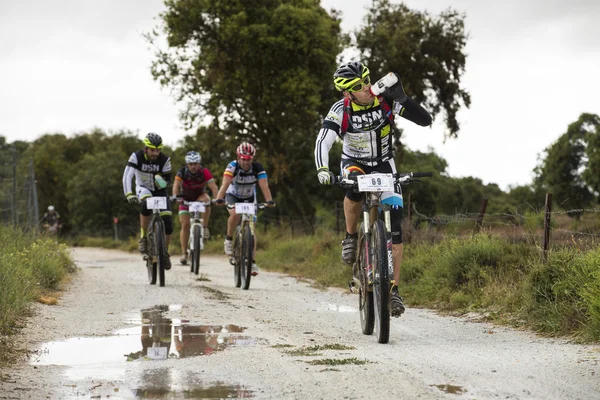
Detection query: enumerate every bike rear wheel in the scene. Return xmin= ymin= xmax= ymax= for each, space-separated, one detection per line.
xmin=192 ymin=225 xmax=201 ymax=275
xmin=241 ymin=224 xmax=253 ymax=290
xmin=146 ymin=255 xmax=157 ymax=285
xmin=188 ymin=232 xmax=194 ymax=273
xmin=372 ymin=220 xmax=390 ymax=343
xmin=233 ymin=226 xmax=242 ymax=288
xmin=154 ymin=220 xmax=166 ymax=287
xmin=358 ymin=223 xmax=374 ymax=335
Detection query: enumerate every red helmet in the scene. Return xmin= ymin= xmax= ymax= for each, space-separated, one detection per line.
xmin=236 ymin=142 xmax=256 ymax=160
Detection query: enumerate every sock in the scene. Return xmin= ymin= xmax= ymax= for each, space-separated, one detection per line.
xmin=140 ymin=228 xmax=147 ymax=238
xmin=226 ymin=235 xmax=232 ymax=241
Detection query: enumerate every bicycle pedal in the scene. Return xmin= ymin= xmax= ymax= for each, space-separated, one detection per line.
xmin=348 ymin=281 xmax=357 ymax=293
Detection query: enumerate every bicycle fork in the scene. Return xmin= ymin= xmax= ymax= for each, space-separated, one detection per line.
xmin=383 ymin=207 xmax=394 ymax=279
xmin=189 ymin=217 xmax=204 ymax=252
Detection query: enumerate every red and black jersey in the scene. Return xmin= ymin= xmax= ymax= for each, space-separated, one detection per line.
xmin=175 ymin=166 xmax=215 ymax=201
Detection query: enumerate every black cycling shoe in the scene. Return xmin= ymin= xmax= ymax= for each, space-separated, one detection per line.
xmin=390 ymin=286 xmax=405 ymax=317
xmin=139 ymin=237 xmax=148 ymax=254
xmin=164 ymin=254 xmax=172 ymax=270
xmin=341 ymin=234 xmax=358 ymax=265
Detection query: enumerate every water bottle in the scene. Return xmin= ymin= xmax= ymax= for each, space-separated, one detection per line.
xmin=370 ymin=72 xmax=398 ymax=96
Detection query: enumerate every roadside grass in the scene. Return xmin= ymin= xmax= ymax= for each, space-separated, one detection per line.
xmin=259 ymin=227 xmax=600 ymax=342
xmin=0 ymin=226 xmax=75 ymax=364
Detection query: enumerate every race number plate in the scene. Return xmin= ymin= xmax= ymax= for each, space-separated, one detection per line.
xmin=235 ymin=203 xmax=256 ymax=215
xmin=146 ymin=197 xmax=167 ymax=210
xmin=189 ymin=202 xmax=205 ymax=212
xmin=147 ymin=346 xmax=168 ymax=360
xmin=357 ymin=174 xmax=394 ymax=192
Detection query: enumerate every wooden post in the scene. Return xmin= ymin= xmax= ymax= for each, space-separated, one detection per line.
xmin=542 ymin=193 xmax=552 ymax=263
xmin=474 ymin=198 xmax=488 ymax=233
xmin=407 ymin=194 xmax=412 ymax=222
xmin=335 ymin=202 xmax=341 ymax=235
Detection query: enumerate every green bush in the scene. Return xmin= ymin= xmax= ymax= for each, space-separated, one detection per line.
xmin=0 ymin=227 xmax=74 ymax=334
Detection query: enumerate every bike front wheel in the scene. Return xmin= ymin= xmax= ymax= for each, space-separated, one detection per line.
xmin=233 ymin=226 xmax=242 ymax=288
xmin=241 ymin=224 xmax=253 ymax=290
xmin=372 ymin=220 xmax=390 ymax=343
xmin=147 ymin=255 xmax=157 ymax=285
xmin=192 ymin=225 xmax=201 ymax=275
xmin=154 ymin=220 xmax=166 ymax=287
xmin=358 ymin=223 xmax=374 ymax=335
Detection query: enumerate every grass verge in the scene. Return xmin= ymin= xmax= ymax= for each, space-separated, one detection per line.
xmin=0 ymin=226 xmax=75 ymax=364
xmin=258 ymin=228 xmax=600 ymax=342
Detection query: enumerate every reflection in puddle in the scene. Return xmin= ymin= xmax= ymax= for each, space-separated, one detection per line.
xmin=432 ymin=384 xmax=466 ymax=394
xmin=31 ymin=305 xmax=267 ymax=366
xmin=132 ymin=384 xmax=253 ymax=398
xmin=316 ymin=303 xmax=357 ymax=313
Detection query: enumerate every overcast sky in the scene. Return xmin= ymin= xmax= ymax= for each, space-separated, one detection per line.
xmin=1 ymin=0 xmax=599 ymax=190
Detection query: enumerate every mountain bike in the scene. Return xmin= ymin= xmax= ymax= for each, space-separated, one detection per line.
xmin=130 ymin=196 xmax=174 ymax=287
xmin=227 ymin=202 xmax=269 ymax=290
xmin=177 ymin=199 xmax=213 ymax=275
xmin=337 ymin=172 xmax=432 ymax=343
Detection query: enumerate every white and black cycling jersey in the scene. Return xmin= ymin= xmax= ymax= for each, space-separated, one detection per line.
xmin=122 ymin=149 xmax=172 ymax=195
xmin=314 ymin=88 xmax=432 ymax=170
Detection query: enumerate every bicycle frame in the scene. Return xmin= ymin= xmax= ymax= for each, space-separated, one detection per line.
xmin=143 ymin=196 xmax=169 ymax=287
xmin=227 ymin=202 xmax=267 ymax=290
xmin=337 ymin=171 xmax=432 ymax=344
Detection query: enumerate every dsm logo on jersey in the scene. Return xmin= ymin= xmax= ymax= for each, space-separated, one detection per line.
xmin=141 ymin=164 xmax=160 ymax=173
xmin=351 ymin=110 xmax=385 ymax=130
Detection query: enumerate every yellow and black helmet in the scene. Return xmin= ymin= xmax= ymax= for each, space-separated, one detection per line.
xmin=333 ymin=61 xmax=370 ymax=91
xmin=143 ymin=132 xmax=163 ymax=149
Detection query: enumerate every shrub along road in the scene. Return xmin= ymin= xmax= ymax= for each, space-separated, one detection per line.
xmin=1 ymin=248 xmax=599 ymax=399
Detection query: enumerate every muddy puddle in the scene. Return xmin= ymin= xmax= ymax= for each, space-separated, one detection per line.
xmin=29 ymin=305 xmax=266 ymax=390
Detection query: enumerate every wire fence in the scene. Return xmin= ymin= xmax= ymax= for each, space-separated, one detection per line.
xmin=0 ymin=147 xmax=39 ymax=230
xmin=403 ymin=194 xmax=600 ymax=262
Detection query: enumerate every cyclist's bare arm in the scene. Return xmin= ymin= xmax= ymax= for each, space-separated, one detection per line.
xmin=216 ymin=175 xmax=233 ymax=200
xmin=257 ymin=178 xmax=273 ymax=203
xmin=207 ymin=180 xmax=219 ymax=198
xmin=172 ymin=177 xmax=183 ymax=196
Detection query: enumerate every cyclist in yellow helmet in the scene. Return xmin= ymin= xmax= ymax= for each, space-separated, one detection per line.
xmin=315 ymin=61 xmax=432 ymax=317
xmin=122 ymin=132 xmax=174 ymax=269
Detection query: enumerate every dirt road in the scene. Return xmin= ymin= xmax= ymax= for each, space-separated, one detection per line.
xmin=1 ymin=247 xmax=599 ymax=399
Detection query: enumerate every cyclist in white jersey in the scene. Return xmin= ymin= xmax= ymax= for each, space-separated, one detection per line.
xmin=215 ymin=142 xmax=275 ymax=275
xmin=314 ymin=61 xmax=432 ymax=316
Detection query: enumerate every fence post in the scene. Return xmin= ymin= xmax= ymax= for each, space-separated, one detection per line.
xmin=335 ymin=202 xmax=341 ymax=235
xmin=474 ymin=198 xmax=488 ymax=234
xmin=113 ymin=217 xmax=119 ymax=241
xmin=11 ymin=146 xmax=17 ymax=225
xmin=29 ymin=159 xmax=39 ymax=231
xmin=542 ymin=193 xmax=552 ymax=263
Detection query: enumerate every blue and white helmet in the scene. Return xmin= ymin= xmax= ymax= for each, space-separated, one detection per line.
xmin=185 ymin=151 xmax=201 ymax=164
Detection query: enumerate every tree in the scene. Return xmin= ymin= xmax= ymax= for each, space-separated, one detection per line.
xmin=534 ymin=113 xmax=600 ymax=212
xmin=147 ymin=0 xmax=345 ymax=220
xmin=355 ymin=0 xmax=470 ymax=138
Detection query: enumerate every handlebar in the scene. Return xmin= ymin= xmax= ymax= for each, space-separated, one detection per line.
xmin=226 ymin=202 xmax=271 ymax=211
xmin=126 ymin=196 xmax=217 ymax=205
xmin=334 ymin=172 xmax=433 ymax=189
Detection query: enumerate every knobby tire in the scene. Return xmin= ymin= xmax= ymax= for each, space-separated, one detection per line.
xmin=373 ymin=220 xmax=390 ymax=343
xmin=192 ymin=225 xmax=201 ymax=275
xmin=155 ymin=220 xmax=166 ymax=287
xmin=241 ymin=224 xmax=253 ymax=290
xmin=358 ymin=223 xmax=374 ymax=335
